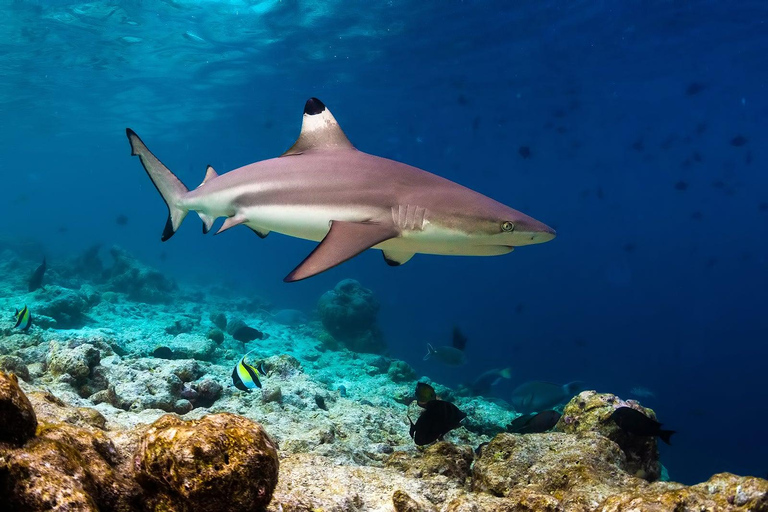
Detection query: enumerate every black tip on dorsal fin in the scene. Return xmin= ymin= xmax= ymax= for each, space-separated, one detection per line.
xmin=304 ymin=98 xmax=326 ymax=116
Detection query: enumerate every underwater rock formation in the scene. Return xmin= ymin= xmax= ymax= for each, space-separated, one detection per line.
xmin=37 ymin=285 xmax=97 ymax=328
xmin=557 ymin=390 xmax=662 ymax=480
xmin=317 ymin=279 xmax=386 ymax=353
xmin=135 ymin=413 xmax=279 ymax=511
xmin=0 ymin=372 xmax=141 ymax=511
xmin=472 ymin=431 xmax=640 ymax=508
xmin=105 ymin=246 xmax=177 ymax=304
xmin=0 ymin=372 xmax=37 ymax=445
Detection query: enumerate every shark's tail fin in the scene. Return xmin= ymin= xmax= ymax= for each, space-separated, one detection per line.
xmin=423 ymin=343 xmax=435 ymax=361
xmin=126 ymin=129 xmax=189 ymax=241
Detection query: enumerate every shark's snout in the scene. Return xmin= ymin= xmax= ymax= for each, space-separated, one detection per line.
xmin=512 ymin=218 xmax=556 ymax=246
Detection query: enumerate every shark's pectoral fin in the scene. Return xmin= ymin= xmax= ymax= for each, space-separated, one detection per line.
xmin=382 ymin=249 xmax=415 ymax=266
xmin=248 ymin=226 xmax=270 ymax=239
xmin=215 ymin=215 xmax=247 ymax=235
xmin=284 ymin=220 xmax=399 ymax=282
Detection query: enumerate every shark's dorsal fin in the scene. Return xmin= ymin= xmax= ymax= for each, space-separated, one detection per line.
xmin=281 ymin=98 xmax=354 ymax=157
xmin=199 ymin=165 xmax=218 ymax=188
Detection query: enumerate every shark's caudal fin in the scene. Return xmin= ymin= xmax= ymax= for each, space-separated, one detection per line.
xmin=126 ymin=129 xmax=190 ymax=241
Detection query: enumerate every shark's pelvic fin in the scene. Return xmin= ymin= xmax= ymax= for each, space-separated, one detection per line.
xmin=199 ymin=213 xmax=216 ymax=234
xmin=248 ymin=226 xmax=270 ymax=239
xmin=284 ymin=220 xmax=399 ymax=282
xmin=199 ymin=165 xmax=218 ymax=187
xmin=126 ymin=129 xmax=189 ymax=241
xmin=382 ymin=249 xmax=415 ymax=266
xmin=215 ymin=215 xmax=247 ymax=235
xmin=281 ymin=98 xmax=355 ymax=157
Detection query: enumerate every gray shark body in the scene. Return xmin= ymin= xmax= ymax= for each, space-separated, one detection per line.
xmin=127 ymin=98 xmax=555 ymax=282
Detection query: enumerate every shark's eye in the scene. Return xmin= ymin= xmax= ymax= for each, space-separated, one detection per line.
xmin=501 ymin=221 xmax=515 ymax=232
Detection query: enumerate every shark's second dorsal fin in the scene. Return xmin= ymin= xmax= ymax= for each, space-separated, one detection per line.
xmin=281 ymin=98 xmax=354 ymax=157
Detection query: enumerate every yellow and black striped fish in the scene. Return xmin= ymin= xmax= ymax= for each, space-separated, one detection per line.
xmin=13 ymin=305 xmax=31 ymax=331
xmin=232 ymin=349 xmax=267 ymax=392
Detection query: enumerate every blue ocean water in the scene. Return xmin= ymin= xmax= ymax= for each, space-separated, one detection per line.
xmin=1 ymin=0 xmax=766 ymax=484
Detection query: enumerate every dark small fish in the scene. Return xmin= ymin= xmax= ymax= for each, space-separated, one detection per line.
xmin=466 ymin=367 xmax=512 ymax=396
xmin=13 ymin=306 xmax=31 ymax=331
xmin=116 ymin=214 xmax=129 ymax=226
xmin=730 ymin=135 xmax=748 ymax=147
xmin=685 ymin=82 xmax=706 ymax=96
xmin=692 ymin=151 xmax=702 ymax=163
xmin=515 ymin=303 xmax=525 ymax=314
xmin=457 ymin=94 xmax=469 ymax=106
xmin=518 ymin=146 xmax=532 ymax=159
xmin=610 ymin=406 xmax=675 ymax=445
xmin=28 ymin=257 xmax=46 ymax=292
xmin=596 ymin=187 xmax=604 ymax=200
xmin=510 ymin=381 xmax=585 ymax=414
xmin=452 ymin=327 xmax=467 ymax=350
xmin=338 ymin=385 xmax=347 ymax=398
xmin=415 ymin=382 xmax=436 ymax=407
xmin=232 ymin=325 xmax=265 ymax=343
xmin=152 ymin=346 xmax=174 ymax=359
xmin=674 ymin=181 xmax=688 ymax=191
xmin=232 ymin=349 xmax=265 ymax=392
xmin=508 ymin=410 xmax=561 ymax=434
xmin=622 ymin=243 xmax=636 ymax=253
xmin=474 ymin=441 xmax=490 ymax=456
xmin=507 ymin=413 xmax=534 ymax=432
xmin=695 ymin=122 xmax=707 ymax=135
xmin=424 ymin=327 xmax=468 ymax=366
xmin=759 ymin=202 xmax=768 ymax=212
xmin=691 ymin=211 xmax=703 ymax=221
xmin=631 ymin=138 xmax=644 ymax=152
xmin=408 ymin=400 xmax=467 ymax=446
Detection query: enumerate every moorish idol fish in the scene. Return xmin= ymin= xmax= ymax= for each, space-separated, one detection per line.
xmin=231 ymin=349 xmax=267 ymax=392
xmin=14 ymin=305 xmax=31 ymax=331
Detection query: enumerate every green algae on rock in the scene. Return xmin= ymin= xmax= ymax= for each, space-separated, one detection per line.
xmin=0 ymin=372 xmax=37 ymax=445
xmin=135 ymin=413 xmax=279 ymax=512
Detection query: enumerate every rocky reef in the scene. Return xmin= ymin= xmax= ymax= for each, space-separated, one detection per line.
xmin=1 ymin=372 xmax=766 ymax=511
xmin=1 ymin=247 xmax=766 ymax=511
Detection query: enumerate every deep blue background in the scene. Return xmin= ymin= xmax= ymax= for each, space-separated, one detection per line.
xmin=1 ymin=1 xmax=766 ymax=483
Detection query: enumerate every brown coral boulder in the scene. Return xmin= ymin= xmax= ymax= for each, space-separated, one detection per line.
xmin=600 ymin=473 xmax=768 ymax=511
xmin=135 ymin=413 xmax=279 ymax=512
xmin=0 ymin=371 xmax=37 ymax=445
xmin=557 ymin=390 xmax=662 ymax=480
xmin=386 ymin=442 xmax=474 ymax=483
xmin=472 ymin=432 xmax=643 ymax=509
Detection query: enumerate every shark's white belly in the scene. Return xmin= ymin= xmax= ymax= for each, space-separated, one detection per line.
xmin=238 ymin=204 xmax=511 ymax=257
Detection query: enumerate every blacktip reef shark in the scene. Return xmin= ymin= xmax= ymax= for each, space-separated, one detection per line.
xmin=126 ymin=98 xmax=555 ymax=282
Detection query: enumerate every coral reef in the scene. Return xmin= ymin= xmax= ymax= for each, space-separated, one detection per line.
xmin=317 ymin=279 xmax=386 ymax=353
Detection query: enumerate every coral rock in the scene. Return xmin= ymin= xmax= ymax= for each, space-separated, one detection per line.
xmin=47 ymin=342 xmax=100 ymax=381
xmin=387 ymin=442 xmax=474 ymax=483
xmin=317 ymin=279 xmax=386 ymax=353
xmin=472 ymin=432 xmax=642 ymax=508
xmin=0 ymin=355 xmax=30 ymax=382
xmin=135 ymin=413 xmax=279 ymax=511
xmin=0 ymin=372 xmax=37 ymax=445
xmin=557 ymin=390 xmax=662 ymax=481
